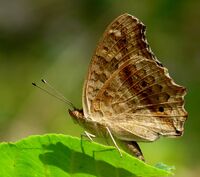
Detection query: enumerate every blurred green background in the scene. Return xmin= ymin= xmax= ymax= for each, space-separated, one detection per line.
xmin=0 ymin=0 xmax=199 ymax=176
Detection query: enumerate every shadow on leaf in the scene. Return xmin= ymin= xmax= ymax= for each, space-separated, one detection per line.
xmin=39 ymin=142 xmax=136 ymax=177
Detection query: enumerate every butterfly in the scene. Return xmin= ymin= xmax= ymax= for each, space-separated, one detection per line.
xmin=68 ymin=13 xmax=188 ymax=161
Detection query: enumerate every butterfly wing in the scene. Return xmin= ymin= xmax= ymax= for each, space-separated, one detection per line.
xmin=83 ymin=13 xmax=158 ymax=117
xmin=82 ymin=13 xmax=187 ymax=141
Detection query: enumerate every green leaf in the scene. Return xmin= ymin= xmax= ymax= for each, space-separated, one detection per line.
xmin=0 ymin=134 xmax=173 ymax=177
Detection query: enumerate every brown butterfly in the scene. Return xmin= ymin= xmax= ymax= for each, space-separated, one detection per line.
xmin=69 ymin=13 xmax=188 ymax=161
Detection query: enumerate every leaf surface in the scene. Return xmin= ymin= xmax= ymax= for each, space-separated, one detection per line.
xmin=0 ymin=134 xmax=173 ymax=177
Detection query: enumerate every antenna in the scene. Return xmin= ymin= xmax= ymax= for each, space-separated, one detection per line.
xmin=32 ymin=79 xmax=76 ymax=110
xmin=41 ymin=79 xmax=68 ymax=102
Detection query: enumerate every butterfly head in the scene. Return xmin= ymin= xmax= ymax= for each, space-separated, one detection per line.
xmin=68 ymin=108 xmax=85 ymax=124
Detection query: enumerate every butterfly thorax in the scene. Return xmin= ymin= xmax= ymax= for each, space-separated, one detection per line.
xmin=68 ymin=109 xmax=108 ymax=137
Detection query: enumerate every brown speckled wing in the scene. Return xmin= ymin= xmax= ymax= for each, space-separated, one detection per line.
xmin=82 ymin=13 xmax=187 ymax=141
xmin=83 ymin=13 xmax=155 ymax=116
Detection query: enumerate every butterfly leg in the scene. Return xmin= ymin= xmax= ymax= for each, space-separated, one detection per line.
xmin=106 ymin=127 xmax=122 ymax=157
xmin=81 ymin=131 xmax=96 ymax=141
xmin=122 ymin=141 xmax=145 ymax=161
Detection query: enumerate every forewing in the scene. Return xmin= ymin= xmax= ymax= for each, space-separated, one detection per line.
xmin=83 ymin=13 xmax=158 ymax=118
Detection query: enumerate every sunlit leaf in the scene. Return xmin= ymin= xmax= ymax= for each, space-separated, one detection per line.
xmin=0 ymin=134 xmax=173 ymax=177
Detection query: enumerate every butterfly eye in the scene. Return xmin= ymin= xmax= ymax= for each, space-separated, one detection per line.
xmin=158 ymin=106 xmax=164 ymax=112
